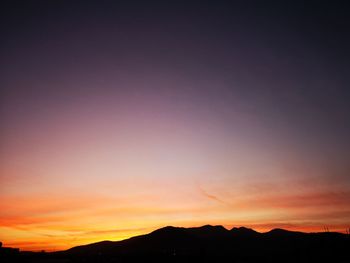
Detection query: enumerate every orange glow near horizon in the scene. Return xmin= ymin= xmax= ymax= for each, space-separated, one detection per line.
xmin=1 ymin=176 xmax=350 ymax=251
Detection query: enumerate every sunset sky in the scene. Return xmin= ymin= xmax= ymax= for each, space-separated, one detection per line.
xmin=1 ymin=1 xmax=350 ymax=251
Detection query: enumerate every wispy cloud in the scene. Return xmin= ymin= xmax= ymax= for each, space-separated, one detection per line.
xmin=197 ymin=185 xmax=229 ymax=206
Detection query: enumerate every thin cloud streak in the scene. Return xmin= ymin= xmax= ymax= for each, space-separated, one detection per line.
xmin=197 ymin=185 xmax=230 ymax=206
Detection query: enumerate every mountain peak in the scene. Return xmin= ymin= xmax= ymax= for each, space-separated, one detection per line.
xmin=149 ymin=226 xmax=188 ymax=238
xmin=264 ymin=228 xmax=305 ymax=238
xmin=194 ymin=224 xmax=227 ymax=231
xmin=230 ymin=226 xmax=259 ymax=236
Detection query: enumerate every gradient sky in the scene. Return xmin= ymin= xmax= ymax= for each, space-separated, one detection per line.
xmin=1 ymin=1 xmax=350 ymax=251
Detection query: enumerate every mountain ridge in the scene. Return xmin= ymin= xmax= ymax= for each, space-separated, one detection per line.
xmin=2 ymin=225 xmax=349 ymax=262
xmin=59 ymin=225 xmax=349 ymax=258
xmin=64 ymin=224 xmax=348 ymax=252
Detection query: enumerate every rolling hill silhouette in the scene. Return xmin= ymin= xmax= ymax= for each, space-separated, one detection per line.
xmin=2 ymin=225 xmax=350 ymax=262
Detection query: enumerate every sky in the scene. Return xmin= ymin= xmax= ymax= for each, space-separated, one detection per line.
xmin=1 ymin=1 xmax=350 ymax=251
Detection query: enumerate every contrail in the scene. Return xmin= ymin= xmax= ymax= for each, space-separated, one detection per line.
xmin=197 ymin=184 xmax=229 ymax=206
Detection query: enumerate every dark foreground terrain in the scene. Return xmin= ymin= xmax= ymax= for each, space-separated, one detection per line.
xmin=1 ymin=225 xmax=350 ymax=263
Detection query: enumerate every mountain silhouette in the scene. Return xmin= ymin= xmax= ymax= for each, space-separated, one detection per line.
xmin=2 ymin=225 xmax=350 ymax=262
xmin=230 ymin=226 xmax=260 ymax=237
